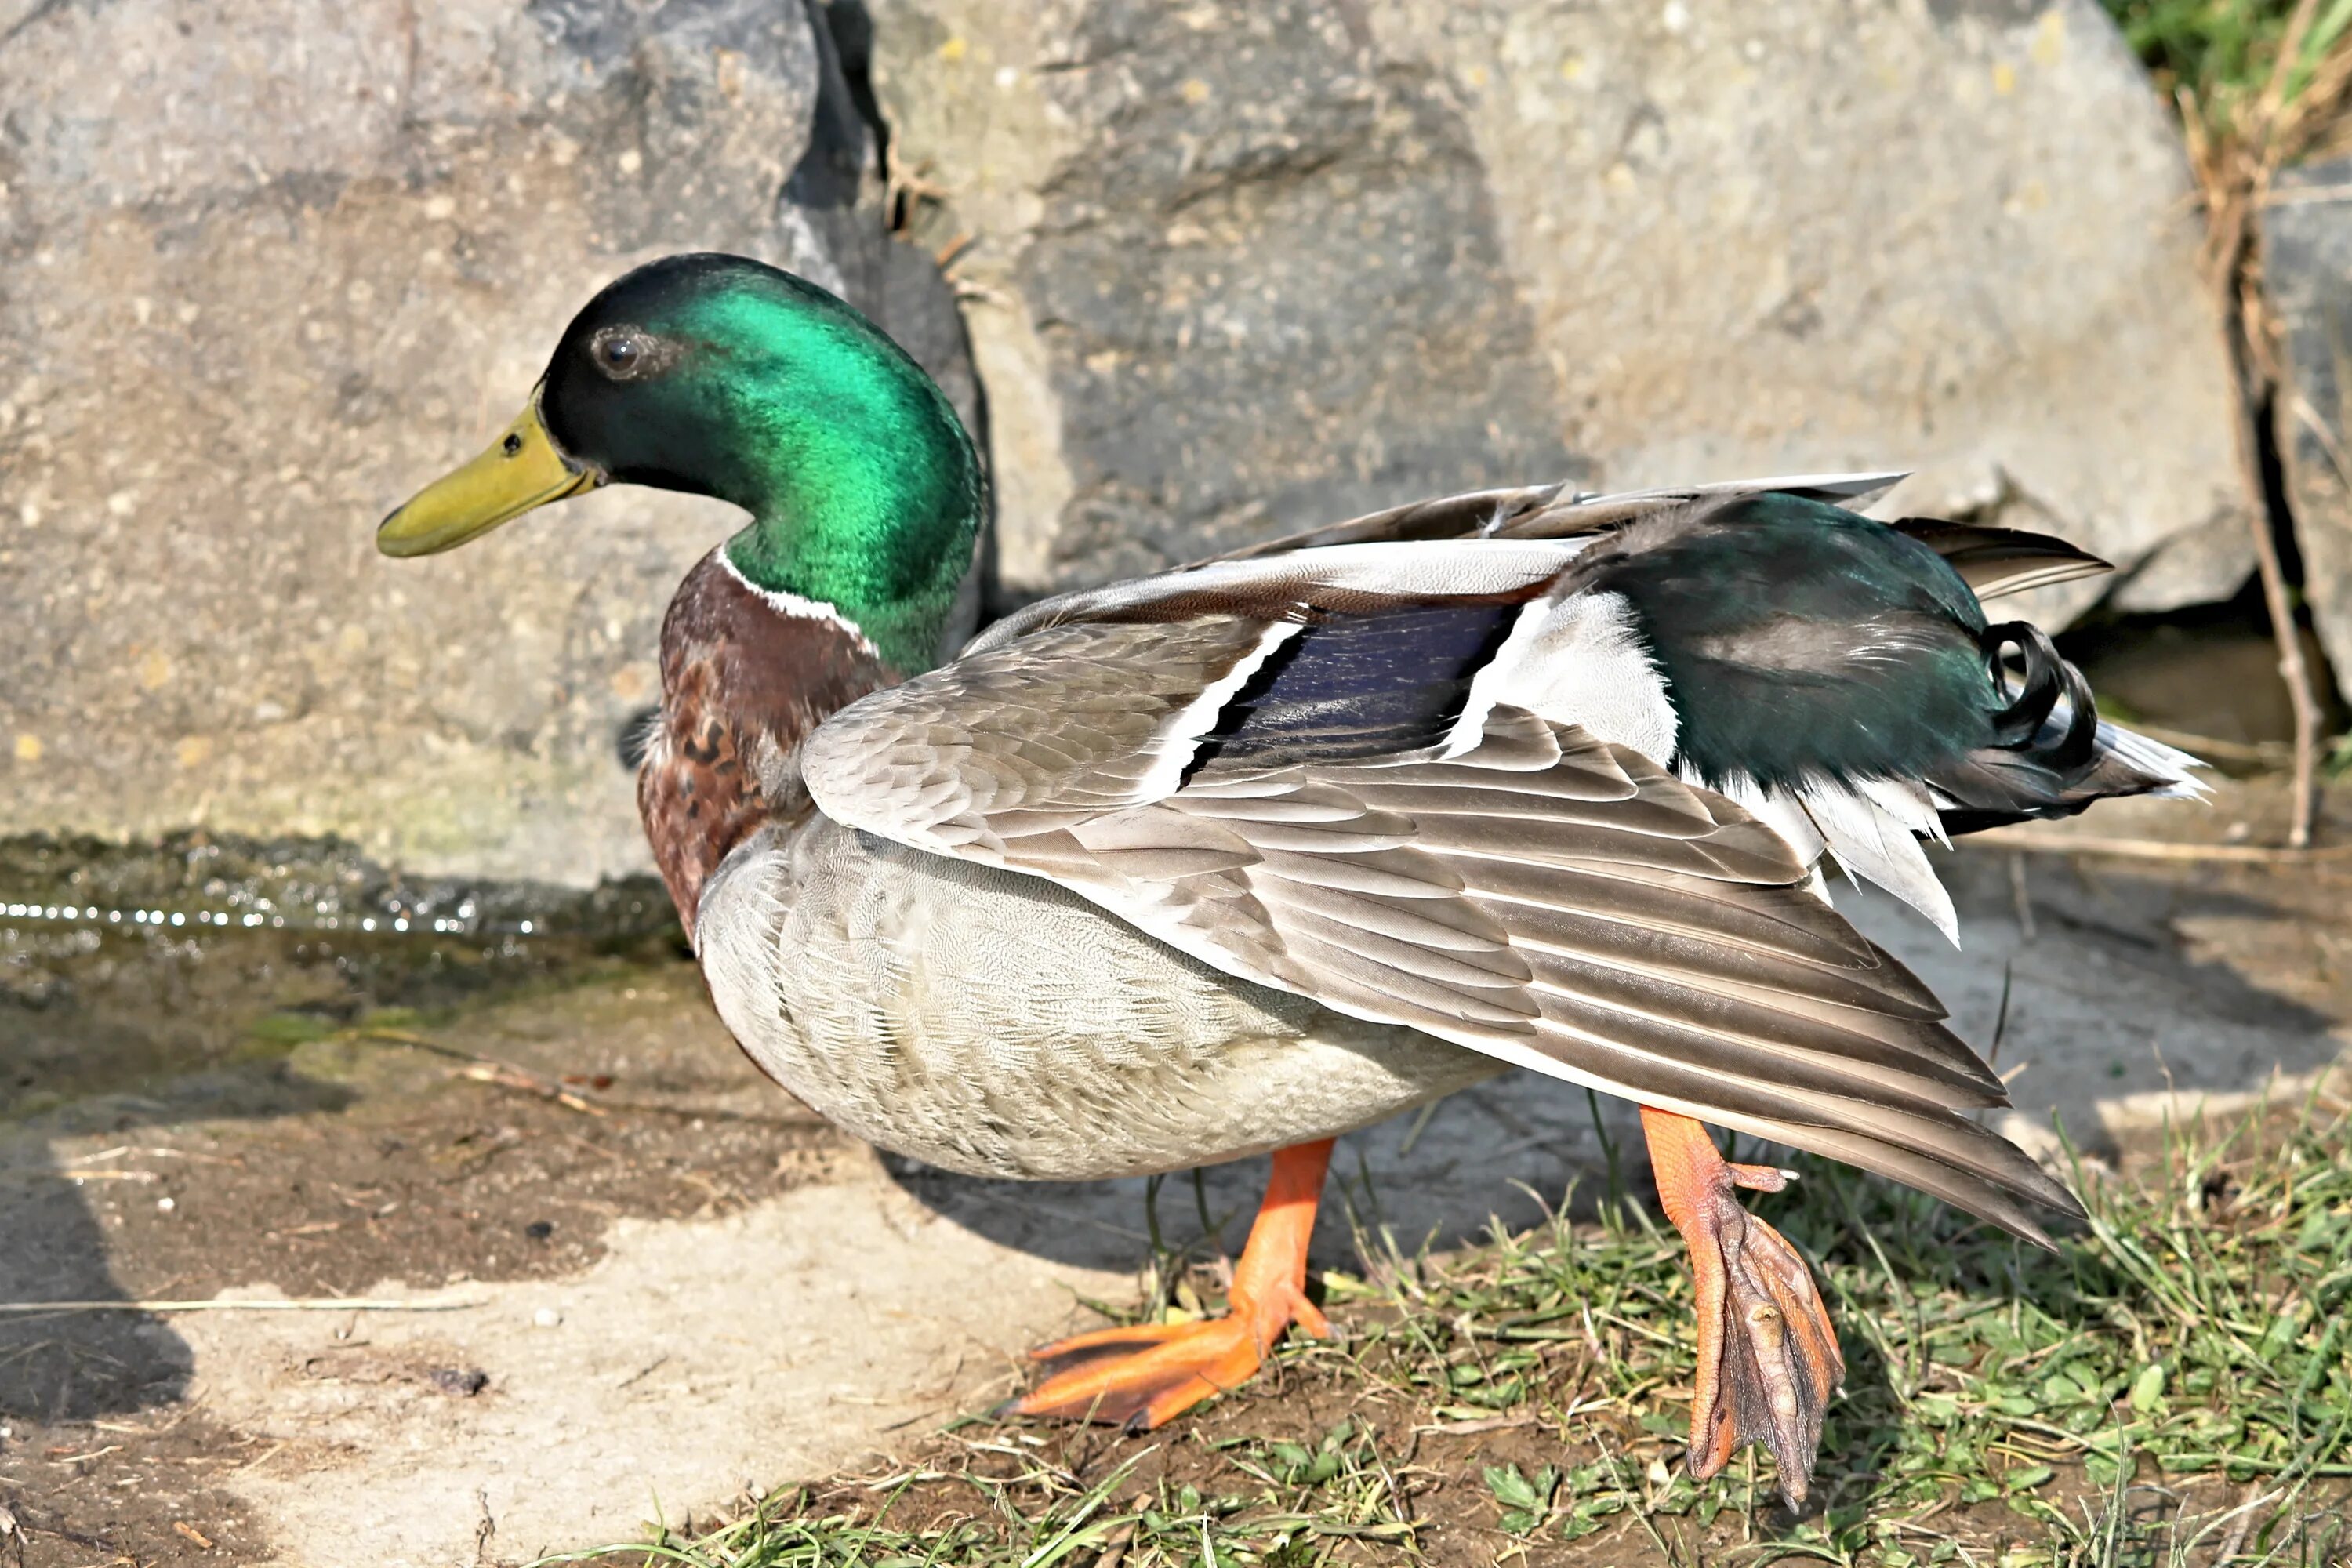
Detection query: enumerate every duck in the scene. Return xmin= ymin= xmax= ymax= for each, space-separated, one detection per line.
xmin=377 ymin=252 xmax=2202 ymax=1507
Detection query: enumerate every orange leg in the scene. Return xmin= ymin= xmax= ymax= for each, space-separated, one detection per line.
xmin=1007 ymin=1139 xmax=1334 ymax=1432
xmin=1640 ymin=1108 xmax=1844 ymax=1508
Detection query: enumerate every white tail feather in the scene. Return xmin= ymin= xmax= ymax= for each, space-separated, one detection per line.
xmin=2096 ymin=721 xmax=2212 ymax=800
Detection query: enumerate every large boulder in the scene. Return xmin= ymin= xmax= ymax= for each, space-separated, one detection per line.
xmin=868 ymin=0 xmax=2249 ymax=620
xmin=2266 ymin=155 xmax=2352 ymax=703
xmin=0 ymin=0 xmax=972 ymax=884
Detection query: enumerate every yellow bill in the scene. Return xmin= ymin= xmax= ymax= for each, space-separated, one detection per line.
xmin=377 ymin=394 xmax=601 ymax=557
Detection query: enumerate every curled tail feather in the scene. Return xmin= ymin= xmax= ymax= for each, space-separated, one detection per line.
xmin=1932 ymin=622 xmax=2205 ymax=837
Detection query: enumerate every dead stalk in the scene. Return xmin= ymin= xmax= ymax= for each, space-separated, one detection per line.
xmin=2190 ymin=0 xmax=2343 ymax=849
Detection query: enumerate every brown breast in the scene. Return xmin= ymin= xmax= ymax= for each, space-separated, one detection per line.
xmin=638 ymin=550 xmax=896 ymax=940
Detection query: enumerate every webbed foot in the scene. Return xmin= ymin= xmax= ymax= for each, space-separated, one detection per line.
xmin=1640 ymin=1107 xmax=1844 ymax=1508
xmin=1007 ymin=1138 xmax=1333 ymax=1431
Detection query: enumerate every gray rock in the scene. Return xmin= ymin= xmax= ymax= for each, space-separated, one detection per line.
xmin=0 ymin=0 xmax=972 ymax=884
xmin=2265 ymin=155 xmax=2352 ymax=703
xmin=868 ymin=0 xmax=2249 ymax=620
xmin=872 ymin=0 xmax=1584 ymax=598
xmin=0 ymin=0 xmax=2256 ymax=887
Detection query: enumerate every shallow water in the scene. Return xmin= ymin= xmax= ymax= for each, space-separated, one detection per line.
xmin=0 ymin=830 xmax=681 ymax=1119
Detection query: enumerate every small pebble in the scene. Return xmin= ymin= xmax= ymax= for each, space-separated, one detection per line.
xmin=428 ymin=1367 xmax=490 ymax=1397
xmin=156 ymin=1196 xmax=176 ymax=1213
xmin=524 ymin=1220 xmax=554 ymax=1242
xmin=532 ymin=1307 xmax=562 ymax=1328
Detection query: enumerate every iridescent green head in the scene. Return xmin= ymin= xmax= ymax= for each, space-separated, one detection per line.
xmin=378 ymin=253 xmax=984 ymax=673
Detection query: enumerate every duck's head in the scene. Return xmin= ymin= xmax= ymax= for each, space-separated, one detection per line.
xmin=379 ymin=252 xmax=984 ymax=673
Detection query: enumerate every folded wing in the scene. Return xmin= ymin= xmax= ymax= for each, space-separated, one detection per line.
xmin=806 ymin=600 xmax=2081 ymax=1243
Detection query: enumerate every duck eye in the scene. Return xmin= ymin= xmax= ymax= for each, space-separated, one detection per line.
xmin=591 ymin=328 xmax=652 ymax=379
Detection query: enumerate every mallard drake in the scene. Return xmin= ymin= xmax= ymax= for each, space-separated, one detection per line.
xmin=379 ymin=253 xmax=2201 ymax=1505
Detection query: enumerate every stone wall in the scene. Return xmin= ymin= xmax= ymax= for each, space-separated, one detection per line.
xmin=2 ymin=0 xmax=2259 ymax=884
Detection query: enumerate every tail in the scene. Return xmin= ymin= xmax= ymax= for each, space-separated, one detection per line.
xmin=1929 ymin=622 xmax=2207 ymax=837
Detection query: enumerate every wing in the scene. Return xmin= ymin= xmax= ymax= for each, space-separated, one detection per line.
xmin=1193 ymin=473 xmax=1908 ymax=562
xmin=805 ymin=605 xmax=2080 ymax=1243
xmin=1186 ymin=471 xmax=2113 ymax=602
xmin=970 ymin=485 xmax=2170 ymax=946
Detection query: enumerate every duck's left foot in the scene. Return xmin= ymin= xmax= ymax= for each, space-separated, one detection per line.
xmin=1007 ymin=1138 xmax=1334 ymax=1432
xmin=1640 ymin=1107 xmax=1844 ymax=1508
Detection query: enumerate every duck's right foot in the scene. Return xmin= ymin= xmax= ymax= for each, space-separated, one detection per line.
xmin=1639 ymin=1107 xmax=1844 ymax=1508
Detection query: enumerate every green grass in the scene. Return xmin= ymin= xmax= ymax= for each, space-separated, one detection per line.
xmin=535 ymin=1087 xmax=2352 ymax=1567
xmin=2101 ymin=0 xmax=2352 ymax=137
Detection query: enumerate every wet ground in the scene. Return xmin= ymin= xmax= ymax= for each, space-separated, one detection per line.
xmin=3 ymin=778 xmax=2350 ymax=1566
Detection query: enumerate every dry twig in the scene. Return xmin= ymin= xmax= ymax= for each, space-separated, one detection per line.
xmin=349 ymin=1027 xmax=609 ymax=1116
xmin=2187 ymin=0 xmax=2352 ymax=850
xmin=1975 ymin=826 xmax=2352 ymax=867
xmin=0 ymin=1295 xmax=485 ymax=1315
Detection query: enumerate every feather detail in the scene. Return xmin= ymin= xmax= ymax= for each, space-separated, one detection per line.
xmin=1452 ymin=590 xmax=1678 ymax=762
xmin=964 ymin=539 xmax=1583 ymax=657
xmin=1885 ymin=518 xmax=2114 ymax=601
xmin=1194 ymin=472 xmax=1913 ymax=564
xmin=1858 ymin=776 xmax=1952 ymax=850
xmin=2096 ymin=722 xmax=2209 ymax=800
xmin=804 ymin=640 xmax=2066 ymax=1242
xmin=1927 ymin=621 xmax=2210 ymax=834
xmin=1682 ymin=768 xmax=1827 ymax=868
xmin=1136 ymin=619 xmax=1303 ymax=798
xmin=1796 ymin=783 xmax=1961 ymax=946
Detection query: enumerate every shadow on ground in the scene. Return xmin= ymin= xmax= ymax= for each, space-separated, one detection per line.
xmin=0 ymin=1076 xmax=356 ymax=1422
xmin=0 ymin=835 xmax=687 ymax=1454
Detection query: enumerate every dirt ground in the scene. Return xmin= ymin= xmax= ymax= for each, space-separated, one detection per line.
xmin=3 ymin=780 xmax=2348 ymax=1566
